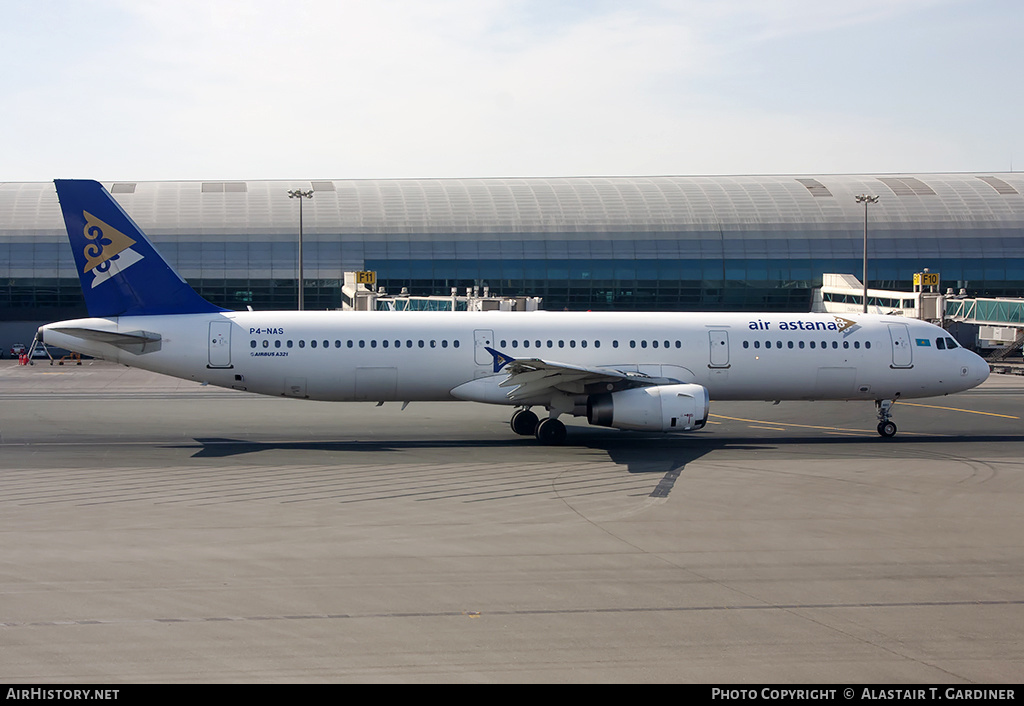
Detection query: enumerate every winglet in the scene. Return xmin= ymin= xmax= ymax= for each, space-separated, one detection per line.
xmin=484 ymin=346 xmax=516 ymax=373
xmin=54 ymin=179 xmax=227 ymax=317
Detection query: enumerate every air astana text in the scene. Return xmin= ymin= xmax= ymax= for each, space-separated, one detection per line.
xmin=748 ymin=318 xmax=854 ymax=332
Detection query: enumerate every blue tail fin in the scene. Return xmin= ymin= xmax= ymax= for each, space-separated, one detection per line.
xmin=54 ymin=179 xmax=226 ymax=317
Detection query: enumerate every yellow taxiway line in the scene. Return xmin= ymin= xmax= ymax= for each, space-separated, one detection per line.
xmin=711 ymin=398 xmax=1017 ymax=435
xmin=894 ymin=401 xmax=1019 ymax=420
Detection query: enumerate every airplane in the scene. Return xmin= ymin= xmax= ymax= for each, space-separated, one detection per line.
xmin=38 ymin=179 xmax=991 ymax=445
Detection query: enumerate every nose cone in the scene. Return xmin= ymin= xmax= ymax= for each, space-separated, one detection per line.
xmin=967 ymin=351 xmax=990 ymax=388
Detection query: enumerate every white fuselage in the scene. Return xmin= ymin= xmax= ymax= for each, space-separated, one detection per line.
xmin=41 ymin=310 xmax=990 ymax=407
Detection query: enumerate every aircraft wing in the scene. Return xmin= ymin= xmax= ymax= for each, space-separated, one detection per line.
xmin=486 ymin=348 xmax=673 ymax=403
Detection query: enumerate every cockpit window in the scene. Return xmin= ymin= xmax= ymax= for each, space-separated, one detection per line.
xmin=945 ymin=337 xmax=958 ymax=349
xmin=936 ymin=337 xmax=946 ymax=350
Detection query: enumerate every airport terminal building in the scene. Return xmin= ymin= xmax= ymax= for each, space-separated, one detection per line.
xmin=2 ymin=173 xmax=1024 ymax=337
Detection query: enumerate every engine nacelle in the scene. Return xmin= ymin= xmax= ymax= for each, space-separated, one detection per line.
xmin=587 ymin=384 xmax=710 ymax=432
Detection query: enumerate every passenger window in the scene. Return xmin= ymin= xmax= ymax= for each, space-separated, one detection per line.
xmin=262 ymin=339 xmax=268 ymax=348
xmin=299 ymin=340 xmax=306 ymax=348
xmin=799 ymin=341 xmax=805 ymax=349
xmin=865 ymin=341 xmax=872 ymax=349
xmin=382 ymin=340 xmax=389 ymax=348
xmin=754 ymin=341 xmax=760 ymax=349
xmin=275 ymin=340 xmax=281 ymax=349
xmin=347 ymin=340 xmax=353 ymax=348
xmin=612 ymin=340 xmax=619 ymax=348
xmin=854 ymin=341 xmax=860 ymax=349
xmin=287 ymin=340 xmax=294 ymax=348
xmin=250 ymin=340 xmax=256 ymax=349
xmin=743 ymin=341 xmax=749 ymax=349
xmin=311 ymin=340 xmax=317 ymax=348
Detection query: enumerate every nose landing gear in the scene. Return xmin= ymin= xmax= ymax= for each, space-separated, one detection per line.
xmin=876 ymin=399 xmax=897 ymax=438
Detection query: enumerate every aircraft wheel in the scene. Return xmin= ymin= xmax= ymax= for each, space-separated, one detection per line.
xmin=510 ymin=409 xmax=539 ymax=436
xmin=535 ymin=418 xmax=567 ymax=445
xmin=877 ymin=421 xmax=897 ymax=438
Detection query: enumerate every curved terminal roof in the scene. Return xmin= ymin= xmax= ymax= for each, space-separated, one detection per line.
xmin=3 ymin=173 xmax=1024 ymax=240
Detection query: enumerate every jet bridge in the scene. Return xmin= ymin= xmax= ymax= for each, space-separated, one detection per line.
xmin=341 ymin=272 xmax=542 ymax=312
xmin=812 ymin=273 xmax=940 ymax=319
xmin=815 ymin=273 xmax=1024 ymax=360
xmin=944 ymin=297 xmax=1024 ymax=361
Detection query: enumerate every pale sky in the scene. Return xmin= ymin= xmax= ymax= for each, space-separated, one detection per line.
xmin=2 ymin=0 xmax=1021 ymax=182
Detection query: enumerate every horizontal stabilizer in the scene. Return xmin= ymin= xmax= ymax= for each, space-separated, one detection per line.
xmin=48 ymin=327 xmax=162 ymax=354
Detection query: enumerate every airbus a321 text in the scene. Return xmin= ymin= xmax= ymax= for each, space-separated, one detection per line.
xmin=39 ymin=179 xmax=990 ymax=445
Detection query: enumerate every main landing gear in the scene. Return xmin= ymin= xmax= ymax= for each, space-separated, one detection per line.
xmin=510 ymin=408 xmax=567 ymax=445
xmin=510 ymin=408 xmax=538 ymax=435
xmin=876 ymin=399 xmax=897 ymax=438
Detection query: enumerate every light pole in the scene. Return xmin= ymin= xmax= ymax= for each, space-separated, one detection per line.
xmin=287 ymin=188 xmax=314 ymax=310
xmin=855 ymin=194 xmax=879 ymax=314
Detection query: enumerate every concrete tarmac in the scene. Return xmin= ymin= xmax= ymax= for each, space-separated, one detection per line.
xmin=1 ymin=360 xmax=1022 ymax=683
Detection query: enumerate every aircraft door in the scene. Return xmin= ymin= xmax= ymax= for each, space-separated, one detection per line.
xmin=474 ymin=329 xmax=495 ymax=366
xmin=888 ymin=324 xmax=913 ymax=368
xmin=708 ymin=330 xmax=730 ymax=368
xmin=208 ymin=321 xmax=232 ymax=368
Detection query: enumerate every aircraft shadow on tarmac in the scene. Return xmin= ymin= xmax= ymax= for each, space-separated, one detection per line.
xmin=179 ymin=431 xmax=1024 ymax=496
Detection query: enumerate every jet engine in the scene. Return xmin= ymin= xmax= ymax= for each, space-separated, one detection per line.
xmin=586 ymin=384 xmax=710 ymax=432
